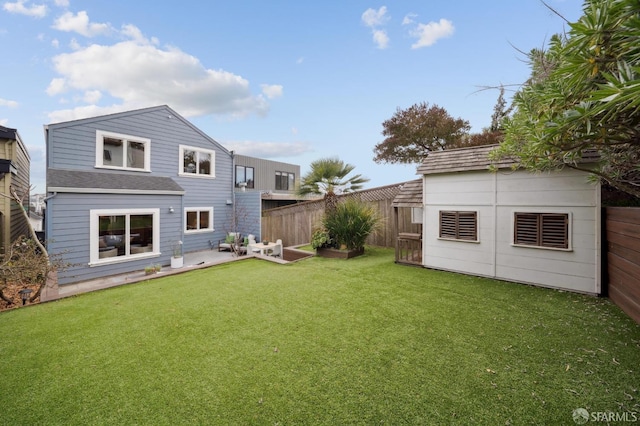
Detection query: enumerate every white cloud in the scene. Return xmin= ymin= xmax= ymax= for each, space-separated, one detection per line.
xmin=82 ymin=90 xmax=102 ymax=103
xmin=46 ymin=77 xmax=66 ymax=95
xmin=0 ymin=98 xmax=19 ymax=108
xmin=372 ymin=29 xmax=389 ymax=49
xmin=361 ymin=6 xmax=389 ymax=28
xmin=46 ymin=37 xmax=272 ymax=122
xmin=2 ymin=0 xmax=46 ymax=18
xmin=0 ymin=118 xmax=8 ymax=126
xmin=54 ymin=0 xmax=68 ymax=7
xmin=410 ymin=18 xmax=454 ymax=49
xmin=223 ymin=140 xmax=313 ymax=158
xmin=51 ymin=38 xmax=59 ymax=48
xmin=362 ymin=7 xmax=391 ymax=49
xmin=52 ymin=11 xmax=114 ymax=37
xmin=260 ymin=84 xmax=283 ymax=99
xmin=402 ymin=13 xmax=417 ymax=26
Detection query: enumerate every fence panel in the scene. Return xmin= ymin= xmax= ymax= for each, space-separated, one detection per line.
xmin=605 ymin=207 xmax=640 ymax=324
xmin=261 ymin=183 xmax=417 ymax=248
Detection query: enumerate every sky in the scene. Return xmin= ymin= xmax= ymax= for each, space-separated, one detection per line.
xmin=1 ymin=0 xmax=585 ymax=194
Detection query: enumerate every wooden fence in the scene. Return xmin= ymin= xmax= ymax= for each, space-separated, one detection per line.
xmin=261 ymin=182 xmax=419 ymax=248
xmin=605 ymin=207 xmax=640 ymax=324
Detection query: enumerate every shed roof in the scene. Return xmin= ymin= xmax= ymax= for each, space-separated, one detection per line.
xmin=416 ymin=144 xmax=516 ymax=175
xmin=48 ymin=168 xmax=184 ymax=195
xmin=391 ymin=179 xmax=422 ymax=208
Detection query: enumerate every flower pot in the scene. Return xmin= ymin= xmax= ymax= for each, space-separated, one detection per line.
xmin=171 ymin=256 xmax=183 ymax=269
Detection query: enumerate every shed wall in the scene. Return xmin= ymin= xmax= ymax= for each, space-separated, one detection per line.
xmin=423 ymin=168 xmax=601 ymax=294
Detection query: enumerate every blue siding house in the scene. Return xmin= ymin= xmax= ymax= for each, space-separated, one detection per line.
xmin=45 ymin=105 xmax=234 ymax=285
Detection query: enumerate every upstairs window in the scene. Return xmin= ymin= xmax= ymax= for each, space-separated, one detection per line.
xmin=179 ymin=145 xmax=215 ymax=177
xmin=514 ymin=212 xmax=569 ymax=249
xmin=439 ymin=211 xmax=478 ymax=241
xmin=276 ymin=171 xmax=295 ymax=190
xmin=96 ymin=130 xmax=150 ymax=171
xmin=235 ymin=165 xmax=255 ymax=188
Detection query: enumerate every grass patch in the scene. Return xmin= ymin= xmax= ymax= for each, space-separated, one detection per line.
xmin=1 ymin=247 xmax=639 ymax=424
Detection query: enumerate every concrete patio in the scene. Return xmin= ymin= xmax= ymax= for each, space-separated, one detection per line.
xmin=40 ymin=248 xmax=290 ymax=302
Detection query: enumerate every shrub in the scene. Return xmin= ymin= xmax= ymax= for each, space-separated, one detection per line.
xmin=323 ymin=198 xmax=380 ymax=250
xmin=311 ymin=227 xmax=333 ymax=249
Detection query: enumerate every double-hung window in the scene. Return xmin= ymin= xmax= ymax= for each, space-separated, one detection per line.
xmin=513 ymin=212 xmax=569 ymax=249
xmin=96 ymin=130 xmax=150 ymax=171
xmin=185 ymin=207 xmax=214 ymax=234
xmin=90 ymin=208 xmax=159 ymax=264
xmin=179 ymin=145 xmax=215 ymax=177
xmin=439 ymin=211 xmax=478 ymax=241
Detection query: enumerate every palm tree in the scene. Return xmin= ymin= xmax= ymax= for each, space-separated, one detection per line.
xmin=297 ymin=157 xmax=369 ymax=214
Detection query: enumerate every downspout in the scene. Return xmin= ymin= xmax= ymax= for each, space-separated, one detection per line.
xmin=492 ymin=172 xmax=498 ymax=278
xmin=231 ymin=150 xmax=236 ymax=232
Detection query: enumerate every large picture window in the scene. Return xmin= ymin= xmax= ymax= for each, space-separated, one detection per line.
xmin=275 ymin=171 xmax=295 ymax=190
xmin=185 ymin=207 xmax=214 ymax=234
xmin=90 ymin=208 xmax=160 ymax=264
xmin=179 ymin=145 xmax=215 ymax=177
xmin=96 ymin=130 xmax=150 ymax=171
xmin=439 ymin=211 xmax=478 ymax=241
xmin=235 ymin=165 xmax=254 ymax=188
xmin=514 ymin=212 xmax=569 ymax=249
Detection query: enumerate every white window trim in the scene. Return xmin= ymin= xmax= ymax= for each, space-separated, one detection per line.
xmin=95 ymin=130 xmax=151 ymax=172
xmin=89 ymin=208 xmax=160 ymax=266
xmin=510 ymin=209 xmax=573 ymax=251
xmin=184 ymin=207 xmax=214 ymax=234
xmin=179 ymin=144 xmax=216 ymax=178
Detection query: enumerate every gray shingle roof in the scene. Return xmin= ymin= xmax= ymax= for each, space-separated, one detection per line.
xmin=416 ymin=144 xmax=516 ymax=175
xmin=47 ymin=168 xmax=184 ymax=194
xmin=391 ymin=179 xmax=422 ymax=207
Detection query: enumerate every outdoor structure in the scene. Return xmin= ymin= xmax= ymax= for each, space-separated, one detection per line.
xmin=0 ymin=125 xmax=30 ymax=255
xmin=234 ymin=154 xmax=305 ymax=210
xmin=391 ymin=179 xmax=423 ymax=266
xmin=417 ymin=144 xmax=602 ymax=295
xmin=45 ymin=105 xmax=238 ymax=285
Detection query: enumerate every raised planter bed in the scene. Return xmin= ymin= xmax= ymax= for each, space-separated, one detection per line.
xmin=316 ymin=247 xmax=364 ymax=259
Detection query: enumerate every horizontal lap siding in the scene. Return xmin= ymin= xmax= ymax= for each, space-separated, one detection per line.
xmin=423 ymin=168 xmax=600 ymax=294
xmin=424 ymin=173 xmax=495 ymax=277
xmin=606 ymin=207 xmax=640 ymax=323
xmin=494 ymin=169 xmax=599 ymax=294
xmin=46 ymin=107 xmax=234 ymax=284
xmin=49 ymin=193 xmax=182 ymax=285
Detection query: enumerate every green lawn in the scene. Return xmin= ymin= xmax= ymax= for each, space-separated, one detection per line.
xmin=1 ymin=247 xmax=639 ymax=425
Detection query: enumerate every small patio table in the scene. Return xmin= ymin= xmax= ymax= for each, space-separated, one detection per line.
xmin=249 ymin=241 xmax=277 ymax=255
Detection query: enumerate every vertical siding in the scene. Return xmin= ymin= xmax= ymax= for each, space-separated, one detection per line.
xmin=46 ymin=106 xmax=235 ymax=284
xmin=0 ymin=134 xmax=30 ymax=252
xmin=234 ymin=154 xmax=299 ymax=193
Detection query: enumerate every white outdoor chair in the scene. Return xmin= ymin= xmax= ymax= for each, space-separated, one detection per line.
xmin=269 ymin=239 xmax=283 ymax=258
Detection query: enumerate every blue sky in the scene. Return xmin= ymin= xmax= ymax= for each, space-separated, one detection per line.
xmin=1 ymin=0 xmax=584 ymax=193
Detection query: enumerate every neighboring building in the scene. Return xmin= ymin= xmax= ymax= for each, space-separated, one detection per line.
xmin=0 ymin=125 xmax=30 ymax=255
xmin=234 ymin=154 xmax=306 ymax=210
xmin=417 ymin=144 xmax=602 ymax=295
xmin=45 ymin=105 xmax=236 ymax=285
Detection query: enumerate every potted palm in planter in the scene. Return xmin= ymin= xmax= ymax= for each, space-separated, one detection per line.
xmin=171 ymin=240 xmax=183 ymax=268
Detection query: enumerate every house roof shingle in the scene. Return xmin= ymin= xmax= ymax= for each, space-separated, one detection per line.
xmin=47 ymin=168 xmax=185 ymax=194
